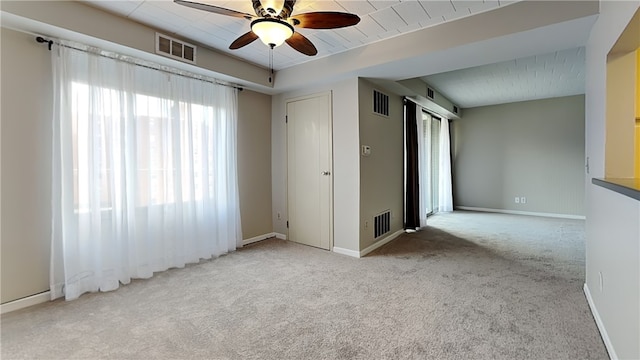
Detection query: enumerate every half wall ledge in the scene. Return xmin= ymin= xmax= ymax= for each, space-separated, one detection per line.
xmin=592 ymin=178 xmax=640 ymax=201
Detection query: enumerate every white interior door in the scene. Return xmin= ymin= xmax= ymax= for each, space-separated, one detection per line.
xmin=287 ymin=92 xmax=332 ymax=250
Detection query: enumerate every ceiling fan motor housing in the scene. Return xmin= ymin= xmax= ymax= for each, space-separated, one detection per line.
xmin=252 ymin=0 xmax=295 ymax=19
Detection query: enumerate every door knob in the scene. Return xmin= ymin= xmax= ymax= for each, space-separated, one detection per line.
xmin=321 ymin=171 xmax=331 ymax=176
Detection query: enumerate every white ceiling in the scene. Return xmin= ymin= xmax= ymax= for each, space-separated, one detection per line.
xmin=421 ymin=47 xmax=586 ymax=108
xmin=63 ymin=1 xmax=592 ymax=107
xmin=82 ymin=0 xmax=516 ymax=70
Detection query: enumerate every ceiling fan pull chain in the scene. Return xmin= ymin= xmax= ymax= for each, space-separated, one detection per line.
xmin=269 ymin=44 xmax=274 ymax=83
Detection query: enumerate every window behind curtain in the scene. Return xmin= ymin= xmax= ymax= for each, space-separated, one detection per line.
xmin=71 ymin=83 xmax=223 ymax=211
xmin=51 ymin=42 xmax=241 ymax=301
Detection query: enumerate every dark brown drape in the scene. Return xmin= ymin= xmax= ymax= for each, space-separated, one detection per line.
xmin=404 ymin=99 xmax=420 ymax=230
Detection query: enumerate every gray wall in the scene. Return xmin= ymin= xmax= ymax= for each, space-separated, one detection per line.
xmin=585 ymin=3 xmax=640 ymax=359
xmin=358 ymin=78 xmax=404 ymax=250
xmin=453 ymin=95 xmax=585 ymax=216
xmin=0 ymin=27 xmax=273 ymax=304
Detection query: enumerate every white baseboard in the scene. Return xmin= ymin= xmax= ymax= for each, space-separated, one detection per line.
xmin=1 ymin=291 xmax=50 ymax=314
xmin=332 ymin=246 xmax=360 ymax=258
xmin=333 ymin=229 xmax=405 ymax=258
xmin=360 ymin=229 xmax=405 ymax=257
xmin=242 ymin=232 xmax=287 ymax=246
xmin=455 ymin=206 xmax=586 ymax=220
xmin=583 ymin=283 xmax=617 ymax=360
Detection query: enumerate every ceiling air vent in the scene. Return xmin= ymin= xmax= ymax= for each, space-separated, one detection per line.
xmin=373 ymin=89 xmax=389 ymax=117
xmin=156 ymin=33 xmax=196 ymax=64
xmin=453 ymin=105 xmax=459 ymax=114
xmin=427 ymin=87 xmax=435 ymax=99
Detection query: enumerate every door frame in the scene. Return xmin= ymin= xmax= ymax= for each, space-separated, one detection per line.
xmin=285 ymin=91 xmax=334 ymax=250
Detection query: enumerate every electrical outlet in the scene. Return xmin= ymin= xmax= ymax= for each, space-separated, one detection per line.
xmin=277 ymin=212 xmax=281 ymax=220
xmin=515 ymin=197 xmax=520 ymax=204
xmin=365 ymin=220 xmax=369 ymax=229
xmin=520 ymin=197 xmax=526 ymax=204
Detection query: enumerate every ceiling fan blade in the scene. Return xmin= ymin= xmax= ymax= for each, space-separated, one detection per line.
xmin=285 ymin=32 xmax=317 ymax=56
xmin=290 ymin=12 xmax=360 ymax=29
xmin=174 ymin=0 xmax=253 ymax=20
xmin=229 ymin=31 xmax=259 ymax=50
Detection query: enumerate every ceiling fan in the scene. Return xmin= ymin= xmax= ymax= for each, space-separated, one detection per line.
xmin=174 ymin=0 xmax=361 ymax=56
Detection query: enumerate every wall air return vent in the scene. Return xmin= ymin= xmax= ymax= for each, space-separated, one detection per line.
xmin=156 ymin=33 xmax=196 ymax=64
xmin=374 ymin=210 xmax=391 ymax=239
xmin=427 ymin=87 xmax=435 ymax=99
xmin=373 ymin=89 xmax=389 ymax=117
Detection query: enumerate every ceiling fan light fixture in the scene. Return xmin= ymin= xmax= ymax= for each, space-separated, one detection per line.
xmin=251 ymin=18 xmax=294 ymax=48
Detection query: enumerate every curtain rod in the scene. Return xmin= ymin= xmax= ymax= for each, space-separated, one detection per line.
xmin=35 ymin=36 xmax=243 ymax=91
xmin=403 ymin=97 xmax=444 ymax=120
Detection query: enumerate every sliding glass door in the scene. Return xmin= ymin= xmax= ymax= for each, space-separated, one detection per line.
xmin=422 ymin=111 xmax=441 ymax=216
xmin=405 ymin=98 xmax=453 ymax=229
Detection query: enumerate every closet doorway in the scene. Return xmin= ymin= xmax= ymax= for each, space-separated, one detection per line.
xmin=286 ymin=92 xmax=333 ymax=250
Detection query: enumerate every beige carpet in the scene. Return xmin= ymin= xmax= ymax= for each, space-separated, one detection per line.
xmin=1 ymin=211 xmax=607 ymax=359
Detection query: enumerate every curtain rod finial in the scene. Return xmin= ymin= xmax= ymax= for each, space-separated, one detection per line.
xmin=36 ymin=36 xmax=53 ymax=50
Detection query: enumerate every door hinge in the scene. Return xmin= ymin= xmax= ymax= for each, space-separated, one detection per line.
xmin=285 ymin=116 xmax=288 ymax=124
xmin=286 ymin=221 xmax=289 ymax=228
xmin=586 ymin=156 xmax=590 ymax=174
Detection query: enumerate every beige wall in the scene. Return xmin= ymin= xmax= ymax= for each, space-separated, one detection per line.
xmin=453 ymin=95 xmax=585 ymax=216
xmin=1 ymin=27 xmax=53 ymax=304
xmin=237 ymin=90 xmax=273 ymax=239
xmin=271 ymin=79 xmax=360 ymax=253
xmin=1 ymin=1 xmax=271 ymax=89
xmin=358 ymin=78 xmax=404 ymax=250
xmin=605 ymin=50 xmax=637 ymax=178
xmin=0 ymin=27 xmax=272 ymax=304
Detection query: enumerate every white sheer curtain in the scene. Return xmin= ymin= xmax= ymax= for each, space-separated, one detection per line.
xmin=51 ymin=42 xmax=242 ymax=300
xmin=416 ymin=109 xmax=429 ymax=228
xmin=438 ymin=118 xmax=454 ymax=212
